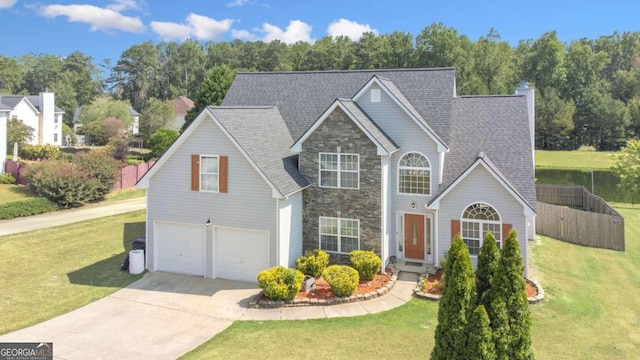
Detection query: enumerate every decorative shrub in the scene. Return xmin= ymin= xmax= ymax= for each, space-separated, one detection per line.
xmin=257 ymin=266 xmax=304 ymax=301
xmin=295 ymin=249 xmax=329 ymax=278
xmin=349 ymin=250 xmax=381 ymax=281
xmin=322 ymin=265 xmax=359 ymax=297
xmin=108 ymin=138 xmax=129 ymax=161
xmin=19 ymin=144 xmax=60 ymax=160
xmin=0 ymin=198 xmax=59 ymax=220
xmin=72 ymin=150 xmax=120 ymax=198
xmin=0 ymin=173 xmax=16 ymax=184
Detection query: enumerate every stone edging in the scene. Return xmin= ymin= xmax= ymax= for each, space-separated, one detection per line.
xmin=249 ymin=270 xmax=399 ymax=308
xmin=413 ymin=275 xmax=546 ymax=304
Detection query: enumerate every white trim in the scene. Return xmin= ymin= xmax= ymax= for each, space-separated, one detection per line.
xmin=199 ymin=154 xmax=220 ymax=193
xmin=351 ymin=76 xmax=449 ymax=153
xmin=396 ymin=211 xmax=433 ymax=263
xmin=371 ymin=88 xmax=381 ymax=102
xmin=427 ymin=157 xmax=536 ymax=217
xmin=291 ymin=100 xmax=394 ymax=156
xmin=318 ymin=152 xmax=360 ymax=189
xmin=459 ymin=202 xmax=503 ymax=256
xmin=396 ymin=151 xmax=432 ymax=196
xmin=137 ymin=108 xmax=287 ymax=198
xmin=318 ymin=216 xmax=360 ymax=254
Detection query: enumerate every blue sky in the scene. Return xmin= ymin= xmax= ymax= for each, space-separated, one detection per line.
xmin=1 ymin=0 xmax=638 ymax=64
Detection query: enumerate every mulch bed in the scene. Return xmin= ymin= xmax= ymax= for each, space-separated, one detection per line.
xmin=421 ymin=269 xmax=538 ymax=298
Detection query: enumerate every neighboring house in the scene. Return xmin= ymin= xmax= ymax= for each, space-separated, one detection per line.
xmin=137 ymin=68 xmax=536 ymax=283
xmin=0 ymin=103 xmax=11 ymax=173
xmin=0 ymin=92 xmax=64 ymax=147
xmin=171 ymin=96 xmax=195 ymax=131
xmin=72 ymin=106 xmax=141 ymax=139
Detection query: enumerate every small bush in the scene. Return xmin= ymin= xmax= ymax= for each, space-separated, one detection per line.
xmin=349 ymin=250 xmax=382 ymax=281
xmin=322 ymin=265 xmax=359 ymax=297
xmin=19 ymin=144 xmax=61 ymax=160
xmin=0 ymin=198 xmax=59 ymax=220
xmin=257 ymin=266 xmax=304 ymax=301
xmin=295 ymin=249 xmax=329 ymax=278
xmin=0 ymin=173 xmax=16 ymax=184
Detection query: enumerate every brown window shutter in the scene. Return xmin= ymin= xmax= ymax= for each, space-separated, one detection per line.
xmin=219 ymin=156 xmax=228 ymax=193
xmin=451 ymin=220 xmax=460 ymax=243
xmin=191 ymin=155 xmax=199 ymax=191
xmin=501 ymin=223 xmax=513 ymax=241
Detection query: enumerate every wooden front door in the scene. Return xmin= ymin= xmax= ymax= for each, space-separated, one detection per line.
xmin=404 ymin=214 xmax=425 ymax=260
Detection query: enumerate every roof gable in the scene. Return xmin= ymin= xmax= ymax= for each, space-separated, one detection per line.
xmin=352 ymin=76 xmax=448 ymax=152
xmin=291 ymin=99 xmax=399 ymax=156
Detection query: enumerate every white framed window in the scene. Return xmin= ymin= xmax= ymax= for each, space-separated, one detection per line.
xmin=461 ymin=203 xmax=501 ymax=256
xmin=54 ymin=115 xmax=59 ymax=124
xmin=319 ymin=153 xmax=359 ymax=189
xmin=11 ymin=115 xmax=17 ymax=120
xmin=398 ymin=152 xmax=431 ymax=195
xmin=53 ymin=133 xmax=58 ymax=142
xmin=319 ymin=217 xmax=360 ymax=253
xmin=200 ymin=155 xmax=219 ymax=192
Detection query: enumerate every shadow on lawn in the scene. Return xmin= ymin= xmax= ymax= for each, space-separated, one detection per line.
xmin=67 ymin=221 xmax=146 ymax=288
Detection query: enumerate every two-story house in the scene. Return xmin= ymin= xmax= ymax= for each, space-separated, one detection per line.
xmin=0 ymin=92 xmax=64 ymax=146
xmin=137 ymin=68 xmax=536 ymax=283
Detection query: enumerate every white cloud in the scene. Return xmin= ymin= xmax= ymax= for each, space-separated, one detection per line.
xmin=38 ymin=4 xmax=145 ymax=33
xmin=186 ymin=13 xmax=233 ymax=40
xmin=226 ymin=0 xmax=255 ymax=7
xmin=149 ymin=13 xmax=233 ymax=41
xmin=107 ymin=0 xmax=142 ymax=12
xmin=327 ymin=18 xmax=377 ymax=41
xmin=0 ymin=0 xmax=16 ymax=9
xmin=150 ymin=21 xmax=191 ymax=41
xmin=261 ymin=20 xmax=313 ymax=44
xmin=231 ymin=29 xmax=257 ymax=41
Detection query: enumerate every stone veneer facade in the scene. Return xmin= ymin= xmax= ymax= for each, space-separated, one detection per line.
xmin=299 ymin=107 xmax=381 ymax=264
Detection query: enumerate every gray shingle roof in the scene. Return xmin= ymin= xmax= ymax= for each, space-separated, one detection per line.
xmin=443 ymin=95 xmax=536 ymax=209
xmin=207 ymin=106 xmax=310 ymax=197
xmin=337 ymin=99 xmax=399 ymax=154
xmin=223 ymin=68 xmax=456 ymax=142
xmin=25 ymin=96 xmax=64 ymax=113
xmin=0 ymin=95 xmax=64 ymax=113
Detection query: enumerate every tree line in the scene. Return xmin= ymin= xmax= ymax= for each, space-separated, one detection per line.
xmin=2 ymin=22 xmax=640 ymax=151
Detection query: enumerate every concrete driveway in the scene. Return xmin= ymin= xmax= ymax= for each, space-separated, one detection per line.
xmin=0 ymin=272 xmax=261 ymax=360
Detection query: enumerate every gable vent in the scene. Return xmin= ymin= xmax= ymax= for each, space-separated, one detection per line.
xmin=371 ymin=89 xmax=381 ymax=103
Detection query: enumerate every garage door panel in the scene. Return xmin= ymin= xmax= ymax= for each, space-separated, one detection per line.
xmin=155 ymin=222 xmax=205 ymax=276
xmin=215 ymin=227 xmax=269 ymax=283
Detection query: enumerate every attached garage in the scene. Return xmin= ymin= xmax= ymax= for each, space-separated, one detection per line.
xmin=215 ymin=226 xmax=269 ymax=283
xmin=154 ymin=221 xmax=206 ymax=276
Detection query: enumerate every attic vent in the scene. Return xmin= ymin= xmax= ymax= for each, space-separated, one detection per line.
xmin=371 ymin=89 xmax=381 ymax=103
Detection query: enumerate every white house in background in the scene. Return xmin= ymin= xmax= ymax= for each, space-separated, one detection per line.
xmin=72 ymin=106 xmax=141 ymax=137
xmin=0 ymin=104 xmax=11 ymax=173
xmin=0 ymin=92 xmax=64 ymax=147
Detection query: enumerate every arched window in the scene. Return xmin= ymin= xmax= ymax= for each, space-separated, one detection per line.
xmin=461 ymin=203 xmax=501 ymax=255
xmin=398 ymin=152 xmax=431 ymax=195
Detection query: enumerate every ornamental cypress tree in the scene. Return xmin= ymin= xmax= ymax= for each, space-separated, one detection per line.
xmin=476 ymin=231 xmax=500 ymax=302
xmin=431 ymin=235 xmax=477 ymax=360
xmin=465 ymin=305 xmax=496 ymax=360
xmin=484 ymin=229 xmax=534 ymax=360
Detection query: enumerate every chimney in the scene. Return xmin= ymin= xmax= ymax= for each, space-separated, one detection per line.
xmin=39 ymin=92 xmax=56 ymax=145
xmin=515 ymin=80 xmax=535 ymax=168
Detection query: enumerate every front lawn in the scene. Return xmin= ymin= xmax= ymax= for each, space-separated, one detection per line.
xmin=0 ymin=210 xmax=146 ymax=335
xmin=183 ymin=206 xmax=640 ymax=359
xmin=0 ymin=184 xmax=38 ymax=205
xmin=535 ymin=149 xmax=616 ymax=170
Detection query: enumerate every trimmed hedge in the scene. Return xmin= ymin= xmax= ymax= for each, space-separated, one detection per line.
xmin=257 ymin=266 xmax=304 ymax=301
xmin=350 ymin=250 xmax=382 ymax=281
xmin=0 ymin=198 xmax=59 ymax=220
xmin=0 ymin=173 xmax=16 ymax=184
xmin=322 ymin=265 xmax=359 ymax=297
xmin=295 ymin=249 xmax=329 ymax=278
xmin=19 ymin=144 xmax=61 ymax=160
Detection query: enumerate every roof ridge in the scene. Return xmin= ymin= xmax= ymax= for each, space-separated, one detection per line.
xmin=208 ymin=105 xmax=277 ymax=109
xmin=456 ymin=94 xmax=522 ymax=99
xmin=235 ymin=67 xmax=456 ymax=75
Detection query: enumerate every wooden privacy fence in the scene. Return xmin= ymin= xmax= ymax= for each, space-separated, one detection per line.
xmin=536 ymin=185 xmax=625 ymax=251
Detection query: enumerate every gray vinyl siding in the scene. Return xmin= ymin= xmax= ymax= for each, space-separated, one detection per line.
xmin=357 ymin=84 xmax=441 ymax=259
xmin=146 ymin=115 xmax=278 ymax=277
xmin=436 ymin=166 xmax=528 ymax=276
xmin=278 ymin=191 xmax=303 ymax=267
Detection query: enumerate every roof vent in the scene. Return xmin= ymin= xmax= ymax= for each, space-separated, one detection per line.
xmin=519 ymin=79 xmax=529 ymax=88
xmin=371 ymin=89 xmax=381 ymax=103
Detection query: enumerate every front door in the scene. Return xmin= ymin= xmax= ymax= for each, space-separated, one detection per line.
xmin=404 ymin=214 xmax=425 ymax=260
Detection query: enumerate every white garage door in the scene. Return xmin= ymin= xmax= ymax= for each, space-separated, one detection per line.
xmin=215 ymin=227 xmax=269 ymax=283
xmin=155 ymin=222 xmax=206 ymax=276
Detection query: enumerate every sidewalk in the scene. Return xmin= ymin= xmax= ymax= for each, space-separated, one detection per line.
xmin=0 ymin=197 xmax=146 ymax=236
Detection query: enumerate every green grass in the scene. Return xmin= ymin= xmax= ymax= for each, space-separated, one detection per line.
xmin=0 ymin=210 xmax=146 ymax=335
xmin=0 ymin=184 xmax=38 ymax=205
xmin=103 ymin=188 xmax=147 ymax=203
xmin=184 ymin=206 xmax=640 ymax=360
xmin=535 ymin=150 xmax=616 ymax=170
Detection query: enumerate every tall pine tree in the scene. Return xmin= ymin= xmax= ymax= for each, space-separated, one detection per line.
xmin=465 ymin=305 xmax=496 ymax=360
xmin=431 ymin=235 xmax=477 ymax=360
xmin=476 ymin=231 xmax=500 ymax=302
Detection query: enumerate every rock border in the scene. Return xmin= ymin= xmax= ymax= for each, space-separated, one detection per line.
xmin=249 ymin=270 xmax=399 ymax=308
xmin=413 ymin=274 xmax=545 ymax=304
